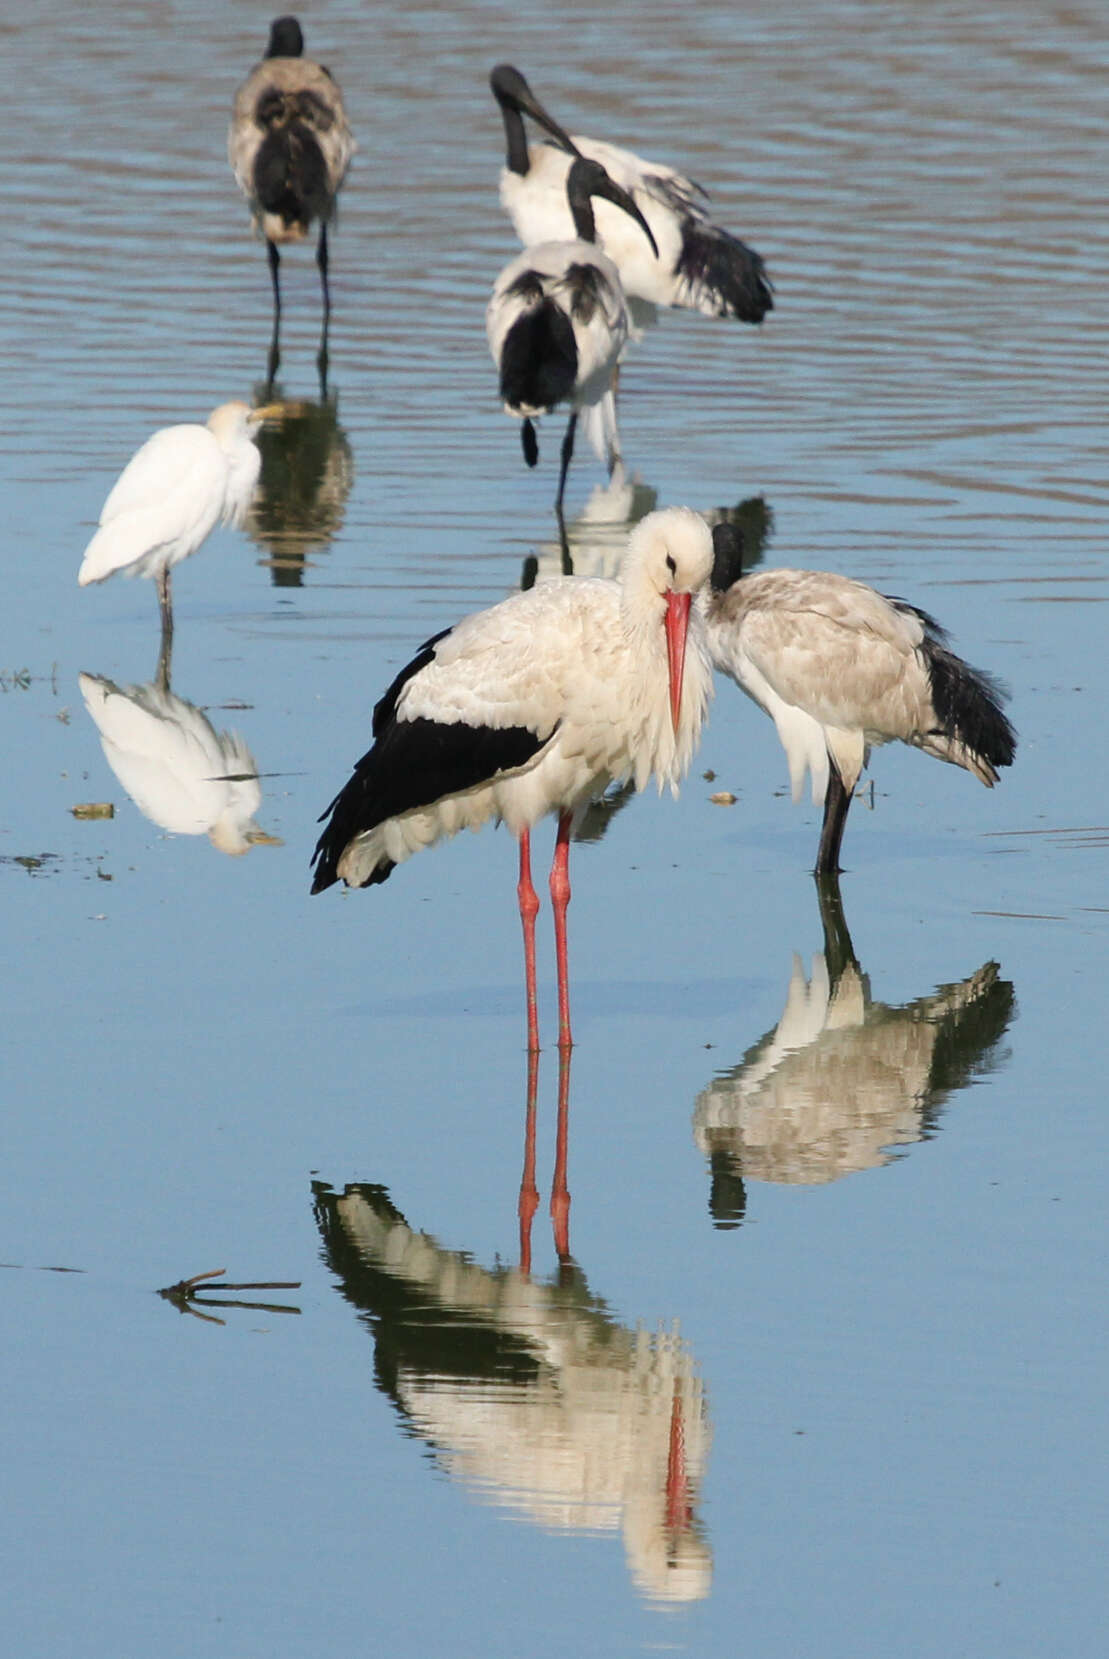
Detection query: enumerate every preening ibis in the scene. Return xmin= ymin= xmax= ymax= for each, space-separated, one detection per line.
xmin=491 ymin=64 xmax=773 ymax=334
xmin=77 ymin=401 xmax=281 ymax=637
xmin=229 ymin=16 xmax=355 ymax=382
xmin=704 ymin=524 xmax=1017 ymax=874
xmin=487 ymin=155 xmax=659 ymax=531
xmin=311 ymin=507 xmax=715 ymax=1051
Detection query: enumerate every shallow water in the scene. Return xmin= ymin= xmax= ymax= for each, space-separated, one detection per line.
xmin=2 ymin=3 xmax=1107 ymax=1655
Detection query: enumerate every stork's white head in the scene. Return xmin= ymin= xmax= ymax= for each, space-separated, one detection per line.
xmin=621 ymin=508 xmax=713 ymax=731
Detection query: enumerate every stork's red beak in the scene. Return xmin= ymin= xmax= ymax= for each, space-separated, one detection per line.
xmin=665 ymin=590 xmax=692 ymax=733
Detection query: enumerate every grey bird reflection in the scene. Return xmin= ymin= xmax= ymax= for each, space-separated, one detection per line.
xmin=78 ymin=662 xmax=282 ymax=858
xmin=522 ymin=478 xmax=771 ymax=587
xmin=243 ymin=392 xmax=353 ymax=586
xmin=694 ymin=882 xmax=1015 ymax=1227
xmin=313 ymin=1053 xmax=712 ymax=1605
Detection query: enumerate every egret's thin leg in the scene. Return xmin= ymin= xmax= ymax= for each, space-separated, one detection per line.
xmin=518 ymin=1048 xmax=540 ymax=1276
xmin=815 ymin=760 xmax=853 ymax=876
xmin=156 ymin=569 xmax=173 ymax=642
xmin=549 ymin=811 xmax=573 ymax=1051
xmin=517 ymin=829 xmax=541 ymax=1053
xmin=550 ymin=1043 xmax=572 ymax=1260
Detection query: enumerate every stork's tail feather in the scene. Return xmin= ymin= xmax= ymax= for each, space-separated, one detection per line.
xmin=499 ymin=300 xmax=578 ymax=416
xmin=674 ymin=221 xmax=774 ymax=323
xmin=921 ymin=639 xmax=1016 ymax=786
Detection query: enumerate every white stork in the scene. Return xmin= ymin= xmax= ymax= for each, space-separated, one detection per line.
xmin=78 ymin=401 xmax=281 ymax=637
xmin=229 ymin=16 xmax=355 ymax=383
xmin=704 ymin=524 xmax=1017 ymax=875
xmin=487 ymin=154 xmax=659 ymax=535
xmin=490 ymin=64 xmax=773 ymax=335
xmin=311 ymin=507 xmax=715 ymax=1052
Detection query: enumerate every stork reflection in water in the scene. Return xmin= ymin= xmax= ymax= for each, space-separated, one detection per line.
xmin=313 ymin=1150 xmax=712 ymax=1602
xmin=693 ymin=881 xmax=1015 ymax=1227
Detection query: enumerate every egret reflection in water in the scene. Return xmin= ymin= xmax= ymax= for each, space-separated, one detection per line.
xmin=694 ymin=881 xmax=1015 ymax=1227
xmin=244 ymin=393 xmax=354 ymax=585
xmin=78 ymin=671 xmax=282 ymax=857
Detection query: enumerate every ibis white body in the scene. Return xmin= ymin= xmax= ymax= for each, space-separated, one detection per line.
xmin=704 ymin=556 xmax=1016 ymax=871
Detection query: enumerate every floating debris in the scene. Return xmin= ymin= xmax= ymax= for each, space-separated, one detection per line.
xmin=71 ymin=802 xmax=114 ymax=820
xmin=709 ymin=791 xmax=737 ymax=806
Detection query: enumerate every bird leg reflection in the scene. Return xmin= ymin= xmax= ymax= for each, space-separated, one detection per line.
xmin=550 ymin=811 xmax=573 ymax=1051
xmin=518 ymin=1047 xmax=541 ymax=1275
xmin=154 ymin=623 xmax=173 ymax=696
xmin=555 ymin=412 xmax=578 ymax=521
xmin=814 ymin=871 xmax=860 ymax=983
xmin=550 ymin=1044 xmax=572 ymax=1262
xmin=316 ymin=226 xmax=332 ymax=397
xmin=517 ymin=829 xmax=541 ymax=1052
xmin=266 ymin=241 xmax=282 ymax=390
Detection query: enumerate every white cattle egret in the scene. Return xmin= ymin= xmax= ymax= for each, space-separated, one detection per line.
xmin=229 ymin=15 xmax=355 ymax=383
xmin=487 ymin=155 xmax=658 ymax=538
xmin=704 ymin=524 xmax=1017 ymax=874
xmin=311 ymin=507 xmax=715 ymax=1052
xmin=491 ymin=64 xmax=773 ymax=335
xmin=78 ymin=401 xmax=282 ymax=635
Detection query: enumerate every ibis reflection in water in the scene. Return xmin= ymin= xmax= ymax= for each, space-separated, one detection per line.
xmin=693 ymin=881 xmax=1015 ymax=1228
xmin=229 ymin=16 xmax=355 ymax=391
xmin=243 ymin=393 xmax=353 ymax=586
xmin=313 ymin=1159 xmax=712 ymax=1599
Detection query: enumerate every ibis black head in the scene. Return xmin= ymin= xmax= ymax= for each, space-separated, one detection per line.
xmin=710 ymin=522 xmax=745 ymax=593
xmin=266 ymin=16 xmax=305 ymax=59
xmin=491 ymin=64 xmax=580 ymax=166
xmin=565 ymin=157 xmax=660 ymax=258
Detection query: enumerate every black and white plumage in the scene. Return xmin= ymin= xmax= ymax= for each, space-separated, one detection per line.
xmin=491 ymin=64 xmax=773 ymax=335
xmin=705 ymin=524 xmax=1017 ymax=874
xmin=311 ymin=508 xmax=715 ymax=1051
xmin=229 ymin=16 xmax=355 ymax=378
xmin=487 ymin=155 xmax=658 ymax=521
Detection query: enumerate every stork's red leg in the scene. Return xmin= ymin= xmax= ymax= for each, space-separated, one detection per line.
xmin=517 ymin=830 xmax=541 ymax=1053
xmin=518 ymin=1048 xmax=540 ymax=1276
xmin=550 ymin=1044 xmax=572 ymax=1261
xmin=549 ymin=812 xmax=573 ymax=1051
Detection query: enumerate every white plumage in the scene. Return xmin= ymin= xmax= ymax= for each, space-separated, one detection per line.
xmin=312 ymin=507 xmax=715 ymax=1050
xmin=78 ymin=401 xmax=277 ymax=633
xmin=491 ymin=64 xmax=773 ymax=334
xmin=704 ymin=524 xmax=1016 ymax=873
xmin=487 ymin=154 xmax=658 ymax=517
xmin=79 ymin=673 xmax=282 ymax=856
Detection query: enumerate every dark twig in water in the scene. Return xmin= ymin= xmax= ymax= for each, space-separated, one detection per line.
xmin=158 ymin=1267 xmax=302 ymax=1322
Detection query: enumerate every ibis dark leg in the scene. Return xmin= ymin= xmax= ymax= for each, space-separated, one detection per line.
xmin=316 ymin=224 xmax=331 ymax=395
xmin=815 ymin=760 xmax=853 ymax=876
xmin=549 ymin=811 xmax=573 ymax=1051
xmin=517 ymin=829 xmax=541 ymax=1053
xmin=518 ymin=1047 xmax=540 ymax=1275
xmin=554 ymin=413 xmax=578 ymax=575
xmin=266 ymin=240 xmax=282 ymax=390
xmin=550 ymin=1045 xmax=572 ymax=1261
